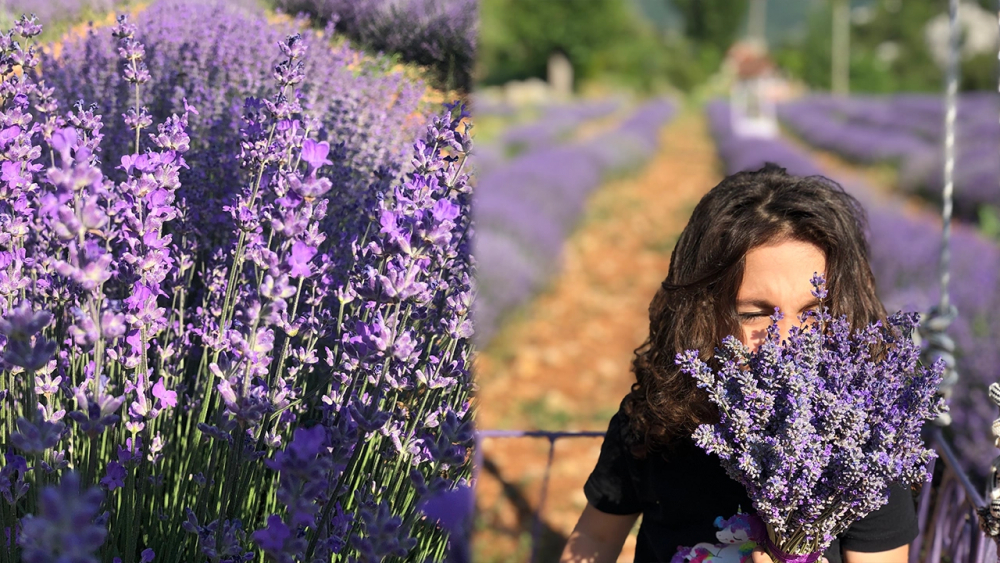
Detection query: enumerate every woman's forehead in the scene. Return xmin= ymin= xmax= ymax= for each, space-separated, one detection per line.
xmin=738 ymin=240 xmax=826 ymax=300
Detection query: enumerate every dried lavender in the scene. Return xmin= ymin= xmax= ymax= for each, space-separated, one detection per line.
xmin=678 ymin=275 xmax=945 ymax=561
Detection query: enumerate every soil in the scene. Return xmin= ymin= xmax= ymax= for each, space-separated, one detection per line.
xmin=470 ymin=111 xmax=722 ymax=563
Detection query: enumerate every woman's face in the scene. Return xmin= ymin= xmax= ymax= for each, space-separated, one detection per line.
xmin=736 ymin=238 xmax=826 ymax=352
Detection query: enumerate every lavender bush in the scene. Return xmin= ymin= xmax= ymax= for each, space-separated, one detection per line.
xmin=472 ymin=98 xmax=675 ymax=345
xmin=40 ymin=0 xmax=424 ymax=258
xmin=274 ymin=0 xmax=477 ymax=91
xmin=0 ymin=11 xmax=474 ymax=561
xmin=680 ymin=277 xmax=945 ymax=561
xmin=707 ymin=100 xmax=1000 ymax=481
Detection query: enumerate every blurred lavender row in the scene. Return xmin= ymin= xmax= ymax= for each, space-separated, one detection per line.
xmin=473 ymin=98 xmax=676 ymax=345
xmin=1 ymin=0 xmax=116 ymax=25
xmin=274 ymin=0 xmax=476 ymax=90
xmin=779 ymin=93 xmax=1000 ymax=220
xmin=499 ymin=99 xmax=622 ymax=157
xmin=709 ymin=100 xmax=1000 ymax=481
xmin=473 ymin=99 xmax=624 ymax=177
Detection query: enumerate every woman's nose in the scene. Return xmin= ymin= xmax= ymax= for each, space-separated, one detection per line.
xmin=775 ymin=318 xmax=794 ymax=342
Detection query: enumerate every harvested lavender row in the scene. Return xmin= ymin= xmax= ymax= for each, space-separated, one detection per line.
xmin=779 ymin=94 xmax=1000 ymax=219
xmin=708 ymin=100 xmax=1000 ymax=480
xmin=273 ymin=0 xmax=477 ymax=90
xmin=473 ymin=98 xmax=675 ymax=345
xmin=0 ymin=11 xmax=474 ymax=562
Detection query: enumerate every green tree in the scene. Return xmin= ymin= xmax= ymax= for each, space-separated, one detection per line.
xmin=653 ymin=0 xmax=750 ymax=91
xmin=476 ymin=0 xmax=668 ymax=91
xmin=775 ymin=0 xmax=995 ymax=93
xmin=670 ymin=0 xmax=750 ymax=55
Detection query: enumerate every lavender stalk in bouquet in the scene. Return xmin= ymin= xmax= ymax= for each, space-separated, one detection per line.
xmin=677 ymin=275 xmax=946 ymax=563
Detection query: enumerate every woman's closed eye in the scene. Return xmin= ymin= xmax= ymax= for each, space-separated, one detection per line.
xmin=738 ymin=311 xmax=769 ymax=321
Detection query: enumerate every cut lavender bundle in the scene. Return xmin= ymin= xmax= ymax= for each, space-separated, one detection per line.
xmin=677 ymin=275 xmax=946 ymax=562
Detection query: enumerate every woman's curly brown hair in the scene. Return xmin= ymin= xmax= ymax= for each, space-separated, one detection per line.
xmin=622 ymin=164 xmax=887 ymax=459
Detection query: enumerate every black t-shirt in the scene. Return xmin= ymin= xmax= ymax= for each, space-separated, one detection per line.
xmin=584 ymin=398 xmax=919 ymax=563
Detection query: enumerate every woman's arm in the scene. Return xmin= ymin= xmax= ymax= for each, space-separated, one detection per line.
xmin=559 ymin=502 xmax=640 ymax=563
xmin=750 ymin=544 xmax=907 ymax=563
xmin=842 ymin=545 xmax=908 ymax=563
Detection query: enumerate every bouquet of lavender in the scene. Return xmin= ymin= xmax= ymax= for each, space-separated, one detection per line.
xmin=677 ymin=275 xmax=946 ymax=563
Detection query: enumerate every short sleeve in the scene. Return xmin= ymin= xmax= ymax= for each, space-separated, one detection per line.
xmin=583 ymin=407 xmax=643 ymax=515
xmin=839 ymin=483 xmax=918 ymax=553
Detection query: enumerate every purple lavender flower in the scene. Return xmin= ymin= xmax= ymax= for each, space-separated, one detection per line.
xmin=0 ymin=301 xmax=52 ymax=341
xmin=300 ymin=138 xmax=332 ymax=170
xmin=18 ymin=472 xmax=107 ymax=563
xmin=69 ymin=381 xmax=125 ymax=437
xmin=253 ymin=514 xmax=307 ymax=563
xmin=101 ymin=461 xmax=127 ymax=491
xmin=265 ymin=425 xmax=333 ymax=528
xmin=10 ymin=415 xmax=65 ymax=454
xmin=0 ymin=453 xmax=29 ymax=506
xmin=287 ymin=241 xmax=318 ymax=279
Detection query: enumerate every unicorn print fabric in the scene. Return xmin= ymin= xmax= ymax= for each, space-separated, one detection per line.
xmin=671 ymin=513 xmax=759 ymax=563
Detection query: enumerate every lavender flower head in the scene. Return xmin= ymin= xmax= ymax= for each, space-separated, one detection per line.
xmin=18 ymin=472 xmax=107 ymax=563
xmin=677 ymin=275 xmax=945 ymax=560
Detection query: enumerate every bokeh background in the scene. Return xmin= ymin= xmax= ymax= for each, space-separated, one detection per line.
xmin=468 ymin=1 xmax=1000 ymax=561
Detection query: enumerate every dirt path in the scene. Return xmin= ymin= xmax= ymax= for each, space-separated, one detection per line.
xmin=471 ymin=111 xmax=722 ymax=562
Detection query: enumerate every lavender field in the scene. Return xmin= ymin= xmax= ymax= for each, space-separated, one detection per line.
xmin=472 ymin=98 xmax=676 ymax=345
xmin=0 ymin=2 xmax=474 ymax=561
xmin=273 ymin=0 xmax=477 ymax=90
xmin=710 ymin=100 xmax=1000 ymax=481
xmin=779 ymin=93 xmax=1000 ymax=220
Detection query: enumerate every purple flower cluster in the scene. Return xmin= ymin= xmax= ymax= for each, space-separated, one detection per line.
xmin=275 ymin=0 xmax=477 ymax=90
xmin=0 ymin=8 xmax=474 ymax=561
xmin=17 ymin=472 xmax=107 ymax=562
xmin=39 ymin=0 xmax=423 ymax=252
xmin=779 ymin=93 xmax=1000 ymax=220
xmin=473 ymin=98 xmax=676 ymax=344
xmin=707 ymin=100 xmax=1000 ymax=481
xmin=679 ymin=279 xmax=944 ymax=557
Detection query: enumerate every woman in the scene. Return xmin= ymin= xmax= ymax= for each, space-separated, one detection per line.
xmin=559 ymin=165 xmax=918 ymax=563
